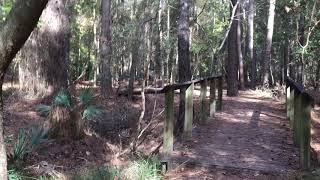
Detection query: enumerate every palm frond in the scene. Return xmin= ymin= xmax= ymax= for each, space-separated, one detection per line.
xmin=36 ymin=104 xmax=51 ymax=116
xmin=80 ymin=89 xmax=94 ymax=105
xmin=82 ymin=105 xmax=105 ymax=120
xmin=54 ymin=90 xmax=71 ymax=108
xmin=28 ymin=125 xmax=47 ymax=150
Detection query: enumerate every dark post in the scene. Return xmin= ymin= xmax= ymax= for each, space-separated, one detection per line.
xmin=293 ymin=91 xmax=302 ymax=146
xmin=164 ymin=88 xmax=174 ymax=155
xmin=217 ymin=76 xmax=223 ymax=111
xmin=200 ymin=79 xmax=208 ymax=124
xmin=299 ymin=94 xmax=311 ymax=169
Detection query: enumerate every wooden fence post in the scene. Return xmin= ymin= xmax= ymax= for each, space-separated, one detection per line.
xmin=286 ymin=85 xmax=290 ymax=119
xmin=217 ymin=77 xmax=223 ymax=111
xmin=184 ymin=83 xmax=194 ymax=137
xmin=209 ymin=79 xmax=216 ymax=116
xmin=289 ymin=87 xmax=295 ymax=128
xmin=299 ymin=95 xmax=311 ymax=169
xmin=293 ymin=92 xmax=302 ymax=146
xmin=200 ymin=79 xmax=208 ymax=124
xmin=164 ymin=88 xmax=174 ymax=155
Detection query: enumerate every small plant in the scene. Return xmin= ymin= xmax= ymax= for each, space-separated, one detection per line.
xmin=71 ymin=166 xmax=121 ymax=180
xmin=7 ymin=168 xmax=22 ymax=180
xmin=11 ymin=125 xmax=47 ymax=161
xmin=12 ymin=129 xmax=29 ymax=161
xmin=123 ymin=156 xmax=162 ymax=180
xmin=36 ymin=89 xmax=105 ymax=139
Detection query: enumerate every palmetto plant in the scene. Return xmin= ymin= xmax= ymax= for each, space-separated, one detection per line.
xmin=36 ymin=89 xmax=105 ymax=139
xmin=11 ymin=125 xmax=47 ymax=162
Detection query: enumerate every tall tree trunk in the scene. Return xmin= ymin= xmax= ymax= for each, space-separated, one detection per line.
xmin=297 ymin=1 xmax=305 ymax=84
xmin=128 ymin=0 xmax=137 ymax=99
xmin=262 ymin=0 xmax=276 ymax=87
xmin=283 ymin=40 xmax=289 ymax=85
xmin=19 ymin=0 xmax=70 ymax=97
xmin=237 ymin=3 xmax=244 ymax=90
xmin=101 ymin=0 xmax=113 ymax=97
xmin=0 ymin=0 xmax=48 ymax=178
xmin=248 ymin=0 xmax=256 ymax=89
xmin=289 ymin=40 xmax=295 ymax=79
xmin=176 ymin=0 xmax=191 ymax=134
xmin=227 ymin=0 xmax=239 ymax=96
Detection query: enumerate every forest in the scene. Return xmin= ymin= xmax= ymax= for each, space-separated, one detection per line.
xmin=0 ymin=0 xmax=319 ymax=179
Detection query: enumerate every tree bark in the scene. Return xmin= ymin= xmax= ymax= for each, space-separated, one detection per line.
xmin=248 ymin=0 xmax=256 ymax=89
xmin=176 ymin=0 xmax=192 ymax=134
xmin=297 ymin=1 xmax=305 ymax=84
xmin=262 ymin=0 xmax=276 ymax=88
xmin=227 ymin=0 xmax=239 ymax=96
xmin=0 ymin=0 xmax=48 ymax=179
xmin=237 ymin=4 xmax=244 ymax=90
xmin=19 ymin=0 xmax=69 ymax=97
xmin=100 ymin=0 xmax=113 ymax=97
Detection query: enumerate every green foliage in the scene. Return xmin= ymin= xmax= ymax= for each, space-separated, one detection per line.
xmin=82 ymin=105 xmax=105 ymax=120
xmin=123 ymin=157 xmax=162 ymax=180
xmin=12 ymin=130 xmax=29 ymax=161
xmin=71 ymin=166 xmax=121 ymax=180
xmin=12 ymin=126 xmax=47 ymax=161
xmin=71 ymin=157 xmax=162 ymax=180
xmin=36 ymin=104 xmax=51 ymax=116
xmin=7 ymin=168 xmax=22 ymax=180
xmin=0 ymin=0 xmax=13 ymax=23
xmin=28 ymin=125 xmax=47 ymax=149
xmin=54 ymin=90 xmax=71 ymax=108
xmin=80 ymin=89 xmax=94 ymax=105
xmin=37 ymin=89 xmax=105 ymax=123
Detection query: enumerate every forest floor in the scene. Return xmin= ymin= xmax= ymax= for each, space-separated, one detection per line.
xmin=2 ymin=83 xmax=320 ymax=179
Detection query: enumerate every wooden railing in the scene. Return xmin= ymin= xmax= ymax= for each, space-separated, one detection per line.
xmin=162 ymin=75 xmax=223 ymax=156
xmin=286 ymin=77 xmax=314 ymax=169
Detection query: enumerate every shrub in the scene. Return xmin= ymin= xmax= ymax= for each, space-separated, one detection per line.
xmin=71 ymin=166 xmax=121 ymax=180
xmin=36 ymin=89 xmax=105 ymax=139
xmin=11 ymin=125 xmax=47 ymax=161
xmin=123 ymin=157 xmax=162 ymax=180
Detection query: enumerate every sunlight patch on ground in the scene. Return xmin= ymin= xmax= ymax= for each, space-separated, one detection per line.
xmin=218 ymin=112 xmax=249 ymax=124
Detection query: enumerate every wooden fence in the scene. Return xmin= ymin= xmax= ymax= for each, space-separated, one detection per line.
xmin=161 ymin=75 xmax=223 ymax=156
xmin=286 ymin=77 xmax=314 ymax=169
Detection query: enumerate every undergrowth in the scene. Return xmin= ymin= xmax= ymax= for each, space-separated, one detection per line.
xmin=71 ymin=157 xmax=162 ymax=180
xmin=71 ymin=166 xmax=121 ymax=180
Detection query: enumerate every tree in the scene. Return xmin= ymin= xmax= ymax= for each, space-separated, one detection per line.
xmin=227 ymin=0 xmax=239 ymax=96
xmin=248 ymin=0 xmax=256 ymax=89
xmin=175 ymin=0 xmax=192 ymax=134
xmin=18 ymin=0 xmax=70 ymax=96
xmin=262 ymin=0 xmax=276 ymax=87
xmin=237 ymin=2 xmax=244 ymax=90
xmin=100 ymin=0 xmax=113 ymax=97
xmin=0 ymin=0 xmax=48 ymax=178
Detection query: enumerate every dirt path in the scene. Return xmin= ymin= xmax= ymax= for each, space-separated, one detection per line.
xmin=166 ymin=90 xmax=299 ymax=179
